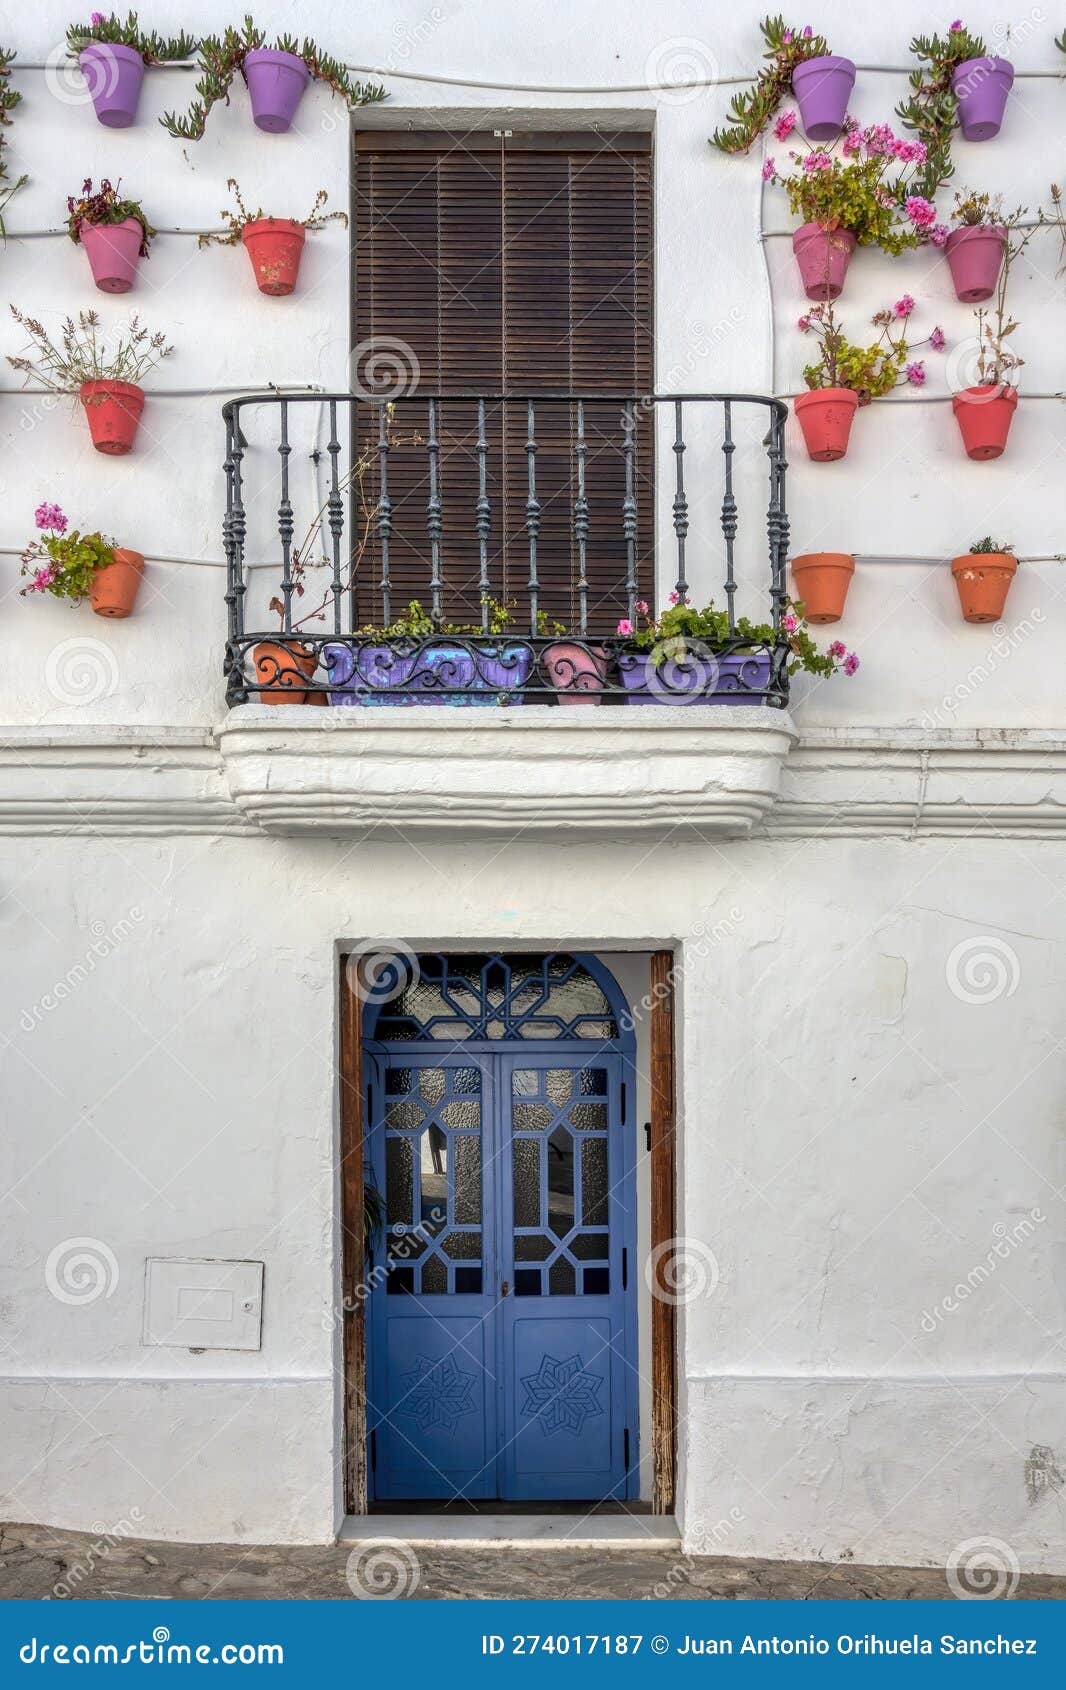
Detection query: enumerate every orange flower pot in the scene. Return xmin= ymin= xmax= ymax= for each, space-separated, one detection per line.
xmin=790 ymin=552 xmax=855 ymax=623
xmin=91 ymin=549 xmax=144 ymax=618
xmin=794 ymin=388 xmax=858 ymax=462
xmin=252 ymin=640 xmax=319 ymax=702
xmin=952 ymin=386 xmax=1018 ymax=461
xmin=79 ymin=379 xmax=145 ymax=455
xmin=951 ymin=553 xmax=1017 ymax=623
xmin=241 ymin=219 xmax=306 ymax=297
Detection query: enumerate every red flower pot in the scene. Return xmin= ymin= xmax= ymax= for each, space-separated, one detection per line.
xmin=241 ymin=219 xmax=306 ymax=296
xmin=944 ymin=225 xmax=1006 ymax=303
xmin=79 ymin=380 xmax=145 ymax=455
xmin=792 ymin=222 xmax=856 ymax=301
xmin=91 ymin=549 xmax=144 ymax=618
xmin=951 ymin=553 xmax=1017 ymax=623
xmin=794 ymin=388 xmax=858 ymax=462
xmin=790 ymin=552 xmax=855 ymax=622
xmin=79 ymin=217 xmax=143 ymax=293
xmin=952 ymin=386 xmax=1018 ymax=460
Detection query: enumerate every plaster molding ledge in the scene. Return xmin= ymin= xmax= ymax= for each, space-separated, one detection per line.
xmin=217 ymin=704 xmax=799 ymax=839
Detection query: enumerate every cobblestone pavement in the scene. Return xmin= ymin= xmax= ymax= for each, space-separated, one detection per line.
xmin=2 ymin=1523 xmax=1065 ymax=1601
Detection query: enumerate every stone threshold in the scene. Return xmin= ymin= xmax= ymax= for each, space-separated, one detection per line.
xmin=339 ymin=1513 xmax=681 ymax=1548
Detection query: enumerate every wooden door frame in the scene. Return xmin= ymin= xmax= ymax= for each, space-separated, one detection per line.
xmin=338 ymin=948 xmax=678 ymax=1517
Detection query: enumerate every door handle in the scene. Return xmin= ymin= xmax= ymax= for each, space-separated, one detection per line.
xmin=501 ymin=1280 xmax=510 ymax=1298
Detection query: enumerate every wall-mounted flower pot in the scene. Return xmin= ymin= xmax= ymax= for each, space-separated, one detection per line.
xmin=241 ymin=218 xmax=306 ymax=296
xmin=90 ymin=548 xmax=144 ymax=618
xmin=543 ymin=641 xmax=608 ymax=704
xmin=792 ymin=222 xmax=856 ymax=301
xmin=242 ymin=48 xmax=311 ymax=133
xmin=951 ymin=57 xmax=1014 ymax=142
xmin=79 ymin=217 xmax=143 ymax=293
xmin=944 ymin=224 xmax=1007 ymax=302
xmin=252 ymin=640 xmax=320 ymax=702
xmin=794 ymin=388 xmax=858 ymax=462
xmin=790 ymin=552 xmax=855 ymax=623
xmin=619 ymin=649 xmax=772 ymax=705
xmin=791 ymin=55 xmax=856 ymax=141
xmin=79 ymin=41 xmax=145 ymax=127
xmin=952 ymin=385 xmax=1018 ymax=460
xmin=951 ymin=552 xmax=1017 ymax=622
xmin=324 ymin=641 xmax=533 ymax=706
xmin=79 ymin=379 xmax=145 ymax=455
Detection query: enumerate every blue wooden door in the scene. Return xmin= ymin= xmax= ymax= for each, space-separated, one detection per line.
xmin=367 ymin=1048 xmax=637 ymax=1502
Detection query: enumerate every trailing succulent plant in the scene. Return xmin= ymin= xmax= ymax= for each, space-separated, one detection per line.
xmin=969 ymin=537 xmax=1013 ymax=555
xmin=197 ymin=179 xmax=348 ymax=247
xmin=895 ymin=23 xmax=988 ymax=199
xmin=0 ymin=47 xmax=26 ymax=240
xmin=66 ymin=10 xmax=197 ymax=62
xmin=711 ymin=15 xmax=829 ymax=153
xmin=160 ymin=14 xmax=386 ymax=139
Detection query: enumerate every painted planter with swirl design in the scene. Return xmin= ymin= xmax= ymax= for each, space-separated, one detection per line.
xmin=618 ymin=649 xmax=772 ymax=705
xmin=324 ymin=640 xmax=533 ymax=706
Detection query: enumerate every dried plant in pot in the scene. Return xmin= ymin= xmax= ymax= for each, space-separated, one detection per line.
xmin=199 ymin=180 xmax=348 ymax=297
xmin=951 ymin=537 xmax=1017 ymax=623
xmin=66 ymin=11 xmax=197 ymax=128
xmin=7 ymin=305 xmax=173 ymax=454
xmin=942 ymin=190 xmax=1007 ymax=303
xmin=951 ymin=213 xmax=1032 ymax=461
xmin=66 ymin=177 xmax=155 ymax=293
xmin=794 ymin=296 xmax=945 ymax=461
xmin=19 ymin=501 xmax=144 ymax=618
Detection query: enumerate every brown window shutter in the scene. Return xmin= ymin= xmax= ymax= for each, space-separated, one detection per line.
xmin=353 ymin=132 xmax=653 ymax=631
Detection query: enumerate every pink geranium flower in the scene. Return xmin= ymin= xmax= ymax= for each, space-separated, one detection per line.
xmin=782 ymin=611 xmax=797 ymax=632
xmin=893 ymin=295 xmax=915 ymax=318
xmin=762 ymin=157 xmax=776 ymax=180
xmin=774 ymin=111 xmax=797 ymax=141
xmin=929 ymin=223 xmax=950 ymax=248
xmin=905 ymin=196 xmax=937 ymax=230
xmin=906 ymin=361 xmax=926 ymax=386
xmin=668 ymin=591 xmax=679 ymax=605
xmin=636 ymin=600 xmax=649 ymax=615
xmin=617 ymin=618 xmax=633 ymax=636
xmin=843 ymin=652 xmax=860 ymax=676
xmin=35 ymin=502 xmax=67 ymax=533
xmin=828 ymin=640 xmax=846 ymax=659
xmin=929 ymin=326 xmax=946 ymax=351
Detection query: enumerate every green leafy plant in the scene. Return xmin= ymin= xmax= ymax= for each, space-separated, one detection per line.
xmin=161 ymin=14 xmax=386 ymax=139
xmin=799 ymin=297 xmax=945 ymax=401
xmin=896 ymin=23 xmax=988 ymax=197
xmin=617 ymin=598 xmax=858 ymax=679
xmin=66 ymin=177 xmax=155 ymax=256
xmin=198 ymin=178 xmax=348 ymax=248
xmin=969 ymin=536 xmax=1013 ymax=554
xmin=711 ymin=16 xmax=828 ymax=153
xmin=0 ymin=48 xmax=26 ymax=241
xmin=354 ymin=598 xmax=563 ymax=641
xmin=20 ymin=503 xmax=116 ymax=603
xmin=767 ymin=124 xmax=941 ymax=255
xmin=66 ymin=10 xmax=196 ymax=62
xmin=7 ymin=305 xmax=173 ymax=392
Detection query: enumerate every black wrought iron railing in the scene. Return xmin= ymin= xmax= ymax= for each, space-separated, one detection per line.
xmin=221 ymin=392 xmax=791 ymax=708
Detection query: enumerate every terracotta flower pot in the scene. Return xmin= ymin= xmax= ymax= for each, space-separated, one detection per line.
xmin=952 ymin=386 xmax=1018 ymax=460
xmin=242 ymin=48 xmax=310 ymax=133
xmin=252 ymin=640 xmax=319 ymax=703
xmin=91 ymin=549 xmax=144 ymax=618
xmin=79 ymin=380 xmax=145 ymax=455
xmin=792 ymin=222 xmax=856 ymax=301
xmin=241 ymin=219 xmax=306 ymax=296
xmin=951 ymin=552 xmax=1017 ymax=623
xmin=790 ymin=552 xmax=855 ymax=623
xmin=794 ymin=388 xmax=858 ymax=462
xmin=79 ymin=216 xmax=143 ymax=293
xmin=543 ymin=641 xmax=609 ymax=704
xmin=944 ymin=225 xmax=1006 ymax=303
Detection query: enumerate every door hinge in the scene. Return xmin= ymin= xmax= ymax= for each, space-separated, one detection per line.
xmin=624 ymin=1427 xmax=631 ymax=1471
xmin=644 ymin=1120 xmax=652 ymax=1151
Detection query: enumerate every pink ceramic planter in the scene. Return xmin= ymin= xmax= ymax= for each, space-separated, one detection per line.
xmin=791 ymin=54 xmax=856 ymax=141
xmin=951 ymin=56 xmax=1014 ymax=141
xmin=944 ymin=225 xmax=1007 ymax=302
xmin=79 ymin=41 xmax=145 ymax=127
xmin=79 ymin=217 xmax=143 ymax=293
xmin=242 ymin=48 xmax=310 ymax=133
xmin=792 ymin=223 xmax=856 ymax=301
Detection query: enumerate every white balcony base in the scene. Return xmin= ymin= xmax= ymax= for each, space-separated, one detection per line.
xmin=217 ymin=704 xmax=799 ymax=840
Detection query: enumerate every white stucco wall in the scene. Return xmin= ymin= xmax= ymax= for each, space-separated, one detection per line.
xmin=2 ymin=1 xmax=1065 ymax=1573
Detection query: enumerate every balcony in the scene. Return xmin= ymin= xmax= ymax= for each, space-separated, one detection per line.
xmin=217 ymin=391 xmax=799 ymax=838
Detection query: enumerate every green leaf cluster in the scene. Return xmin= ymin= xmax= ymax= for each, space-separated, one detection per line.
xmin=895 ymin=27 xmax=986 ymax=199
xmin=21 ymin=529 xmax=116 ymax=603
xmin=66 ymin=10 xmax=197 ymax=62
xmin=625 ymin=600 xmax=845 ymax=679
xmin=711 ymin=14 xmax=828 ymax=153
xmin=781 ymin=156 xmax=919 ymax=254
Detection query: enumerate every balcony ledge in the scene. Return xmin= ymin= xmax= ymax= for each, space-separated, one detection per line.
xmin=217 ymin=704 xmax=799 ymax=840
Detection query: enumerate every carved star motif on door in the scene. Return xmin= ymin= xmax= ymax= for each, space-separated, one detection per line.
xmin=520 ymin=1352 xmax=604 ymax=1436
xmin=397 ymin=1354 xmax=477 ymax=1432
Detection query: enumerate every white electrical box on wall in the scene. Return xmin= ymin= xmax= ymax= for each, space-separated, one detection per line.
xmin=142 ymin=1258 xmax=264 ymax=1351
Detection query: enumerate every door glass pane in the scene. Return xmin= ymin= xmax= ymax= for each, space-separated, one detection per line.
xmin=454 ymin=1134 xmax=481 ymax=1224
xmin=513 ymin=1140 xmax=541 ymax=1227
xmin=384 ymin=1061 xmax=484 ymax=1296
xmin=547 ymin=1124 xmax=574 ymax=1238
xmin=581 ymin=1138 xmax=608 ymax=1227
xmin=386 ymin=1138 xmax=412 ymax=1228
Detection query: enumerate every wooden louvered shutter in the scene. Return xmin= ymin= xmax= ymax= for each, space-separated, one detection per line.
xmin=353 ymin=132 xmax=653 ymax=632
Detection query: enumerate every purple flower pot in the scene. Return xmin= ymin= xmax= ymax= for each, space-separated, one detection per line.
xmin=79 ymin=217 xmax=143 ymax=293
xmin=791 ymin=55 xmax=856 ymax=142
xmin=242 ymin=48 xmax=311 ymax=133
xmin=619 ymin=649 xmax=772 ymax=706
xmin=324 ymin=641 xmax=533 ymax=707
xmin=951 ymin=57 xmax=1014 ymax=142
xmin=79 ymin=41 xmax=145 ymax=128
xmin=792 ymin=222 xmax=857 ymax=301
xmin=944 ymin=224 xmax=1007 ymax=303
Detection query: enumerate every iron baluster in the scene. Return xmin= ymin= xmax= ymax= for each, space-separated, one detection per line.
xmin=327 ymin=399 xmax=344 ymax=636
xmin=277 ymin=399 xmax=294 ymax=633
xmin=672 ymin=399 xmax=689 ymax=607
xmin=574 ymin=401 xmax=589 ymax=636
xmin=229 ymin=403 xmax=247 ymax=641
xmin=622 ymin=400 xmax=637 ymax=624
xmin=721 ymin=399 xmax=737 ymax=633
xmin=525 ymin=399 xmax=540 ymax=635
xmin=377 ymin=404 xmax=393 ymax=629
xmin=427 ymin=398 xmax=443 ymax=627
xmin=476 ymin=398 xmax=491 ymax=632
xmin=766 ymin=414 xmax=789 ymax=630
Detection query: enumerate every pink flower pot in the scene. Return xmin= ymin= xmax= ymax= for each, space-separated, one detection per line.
xmin=792 ymin=223 xmax=856 ymax=301
xmin=791 ymin=55 xmax=856 ymax=142
xmin=79 ymin=217 xmax=143 ymax=293
xmin=951 ymin=57 xmax=1014 ymax=142
xmin=543 ymin=642 xmax=609 ymax=704
xmin=79 ymin=42 xmax=145 ymax=128
xmin=944 ymin=225 xmax=1007 ymax=302
xmin=242 ymin=48 xmax=310 ymax=133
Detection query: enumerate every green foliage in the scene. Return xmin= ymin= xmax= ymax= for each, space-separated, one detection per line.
xmin=66 ymin=10 xmax=196 ymax=62
xmin=21 ymin=528 xmax=116 ymax=603
xmin=623 ymin=599 xmax=846 ymax=679
xmin=895 ymin=27 xmax=987 ymax=198
xmin=65 ymin=177 xmax=155 ymax=255
xmin=800 ymin=301 xmax=910 ymax=401
xmin=711 ymin=14 xmax=828 ymax=153
xmin=969 ymin=537 xmax=1013 ymax=555
xmin=198 ymin=179 xmax=348 ymax=247
xmin=7 ymin=306 xmax=173 ymax=392
xmin=779 ymin=154 xmax=921 ymax=254
xmin=355 ymin=599 xmax=563 ymax=640
xmin=0 ymin=47 xmax=26 ymax=242
xmin=161 ymin=14 xmax=386 ymax=139
xmin=952 ymin=188 xmax=1001 ymax=227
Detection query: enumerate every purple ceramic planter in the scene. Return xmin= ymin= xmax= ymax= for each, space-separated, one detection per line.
xmin=242 ymin=48 xmax=311 ymax=133
xmin=619 ymin=649 xmax=773 ymax=705
xmin=951 ymin=57 xmax=1014 ymax=142
xmin=324 ymin=642 xmax=533 ymax=707
xmin=79 ymin=41 xmax=145 ymax=128
xmin=791 ymin=54 xmax=856 ymax=142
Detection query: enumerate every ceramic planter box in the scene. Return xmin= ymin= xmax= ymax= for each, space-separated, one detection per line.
xmin=619 ymin=649 xmax=773 ymax=704
xmin=323 ymin=641 xmax=533 ymax=706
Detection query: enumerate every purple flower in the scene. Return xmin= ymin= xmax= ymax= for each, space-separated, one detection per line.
xmin=950 ymin=20 xmax=963 ymax=31
xmin=906 ymin=361 xmax=927 ymax=386
xmin=91 ymin=11 xmax=105 ymax=24
xmin=843 ymin=652 xmax=860 ymax=676
xmin=929 ymin=326 xmax=946 ymax=351
xmin=782 ymin=29 xmax=792 ymax=42
xmin=905 ymin=195 xmax=937 ymax=229
xmin=774 ymin=111 xmax=797 ymax=141
xmin=34 ymin=501 xmax=67 ymax=533
xmin=802 ymin=25 xmax=813 ymax=38
xmin=762 ymin=157 xmax=776 ymax=180
xmin=893 ymin=294 xmax=915 ymax=318
xmin=929 ymin=223 xmax=950 ymax=248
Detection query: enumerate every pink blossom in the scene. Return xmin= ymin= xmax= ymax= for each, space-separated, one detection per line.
xmin=782 ymin=29 xmax=792 ymax=42
xmin=91 ymin=11 xmax=105 ymax=23
xmin=30 ymin=565 xmax=57 ymax=592
xmin=802 ymin=26 xmax=813 ymax=37
xmin=905 ymin=195 xmax=937 ymax=229
xmin=802 ymin=151 xmax=833 ymax=173
xmin=668 ymin=591 xmax=679 ymax=605
xmin=34 ymin=501 xmax=67 ymax=533
xmin=843 ymin=652 xmax=860 ymax=676
xmin=774 ymin=111 xmax=797 ymax=141
xmin=950 ymin=19 xmax=963 ymax=31
xmin=616 ymin=618 xmax=633 ymax=636
xmin=762 ymin=157 xmax=776 ymax=180
xmin=862 ymin=123 xmax=896 ymax=156
xmin=782 ymin=612 xmax=797 ymax=632
xmin=929 ymin=223 xmax=950 ymax=248
xmin=797 ymin=315 xmax=811 ymax=331
xmin=827 ymin=640 xmax=846 ymax=659
xmin=842 ymin=129 xmax=863 ymax=155
xmin=906 ymin=361 xmax=927 ymax=386
xmin=929 ymin=326 xmax=946 ymax=351
xmin=893 ymin=294 xmax=915 ymax=318
xmin=636 ymin=600 xmax=649 ymax=615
